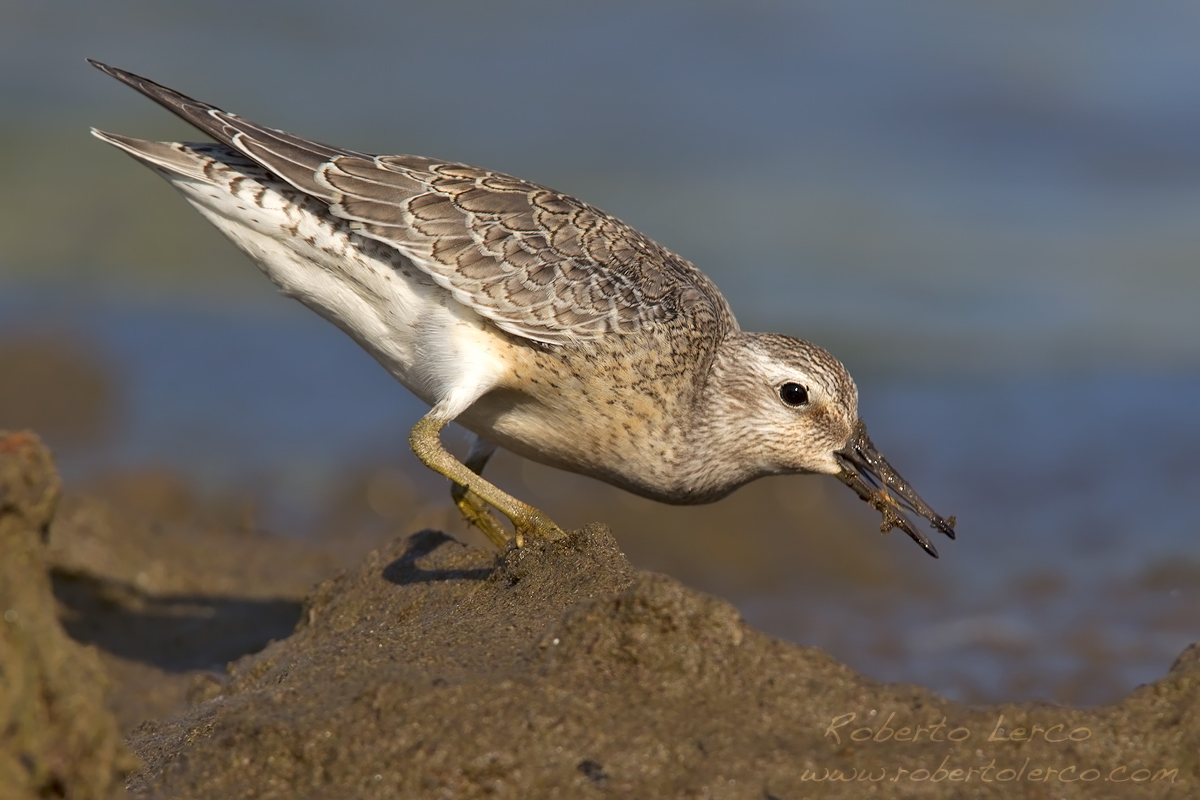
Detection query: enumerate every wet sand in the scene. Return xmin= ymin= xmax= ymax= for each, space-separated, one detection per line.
xmin=1 ymin=430 xmax=1196 ymax=798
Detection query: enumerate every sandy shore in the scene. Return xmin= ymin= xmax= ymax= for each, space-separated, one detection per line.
xmin=1 ymin=431 xmax=1195 ymax=798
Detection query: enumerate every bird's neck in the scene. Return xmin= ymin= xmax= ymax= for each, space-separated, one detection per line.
xmin=671 ymin=333 xmax=770 ymax=503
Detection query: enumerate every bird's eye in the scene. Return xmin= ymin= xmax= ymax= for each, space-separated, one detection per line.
xmin=779 ymin=382 xmax=809 ymax=407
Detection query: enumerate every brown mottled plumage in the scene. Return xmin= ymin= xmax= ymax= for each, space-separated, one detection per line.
xmin=89 ymin=61 xmax=956 ymax=556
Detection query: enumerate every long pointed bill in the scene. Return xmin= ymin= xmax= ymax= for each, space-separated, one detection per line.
xmin=834 ymin=420 xmax=956 ymax=558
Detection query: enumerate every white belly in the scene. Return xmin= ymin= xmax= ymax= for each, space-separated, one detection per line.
xmin=166 ymin=161 xmax=513 ymax=411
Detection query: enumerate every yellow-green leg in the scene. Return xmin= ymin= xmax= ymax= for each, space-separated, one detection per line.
xmin=451 ymin=436 xmax=508 ymax=547
xmin=409 ymin=413 xmax=566 ymax=548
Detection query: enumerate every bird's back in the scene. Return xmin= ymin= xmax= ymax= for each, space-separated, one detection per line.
xmin=88 ymin=61 xmax=737 ymax=350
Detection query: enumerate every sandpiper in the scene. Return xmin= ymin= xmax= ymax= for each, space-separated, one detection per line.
xmin=89 ymin=61 xmax=956 ymax=556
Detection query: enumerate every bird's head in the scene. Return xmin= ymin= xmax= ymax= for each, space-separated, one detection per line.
xmin=709 ymin=333 xmax=956 ymax=556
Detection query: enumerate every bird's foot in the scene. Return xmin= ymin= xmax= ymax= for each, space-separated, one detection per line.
xmin=511 ymin=507 xmax=567 ymax=548
xmin=452 ymin=485 xmax=566 ymax=548
xmin=452 ymin=485 xmax=511 ymax=548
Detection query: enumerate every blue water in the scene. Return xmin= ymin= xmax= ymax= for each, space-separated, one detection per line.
xmin=3 ymin=0 xmax=1199 ymax=705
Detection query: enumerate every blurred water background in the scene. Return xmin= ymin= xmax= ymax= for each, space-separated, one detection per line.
xmin=3 ymin=0 xmax=1199 ymax=706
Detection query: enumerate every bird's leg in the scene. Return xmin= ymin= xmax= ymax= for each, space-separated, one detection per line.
xmin=450 ymin=436 xmax=508 ymax=547
xmin=410 ymin=413 xmax=565 ymax=548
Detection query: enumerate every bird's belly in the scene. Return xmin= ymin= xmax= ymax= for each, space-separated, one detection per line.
xmin=455 ymin=345 xmax=697 ymax=502
xmin=172 ymin=174 xmax=504 ymax=405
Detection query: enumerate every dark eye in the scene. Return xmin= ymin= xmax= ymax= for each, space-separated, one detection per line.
xmin=779 ymin=382 xmax=809 ymax=407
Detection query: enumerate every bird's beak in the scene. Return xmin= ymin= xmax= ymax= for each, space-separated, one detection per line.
xmin=834 ymin=420 xmax=956 ymax=558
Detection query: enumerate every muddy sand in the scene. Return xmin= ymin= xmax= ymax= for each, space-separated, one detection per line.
xmin=0 ymin=430 xmax=1195 ymax=798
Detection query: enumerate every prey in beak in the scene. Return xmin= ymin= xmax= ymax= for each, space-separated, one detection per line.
xmin=834 ymin=420 xmax=956 ymax=558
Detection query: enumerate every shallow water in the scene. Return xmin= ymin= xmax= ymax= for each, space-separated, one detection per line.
xmin=3 ymin=0 xmax=1199 ymax=706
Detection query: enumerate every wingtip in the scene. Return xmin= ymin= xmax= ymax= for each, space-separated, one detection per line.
xmin=87 ymin=60 xmax=175 ymax=101
xmin=87 ymin=58 xmax=117 ymax=76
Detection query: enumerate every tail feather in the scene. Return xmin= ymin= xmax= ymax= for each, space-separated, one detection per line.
xmin=90 ymin=129 xmax=216 ymax=181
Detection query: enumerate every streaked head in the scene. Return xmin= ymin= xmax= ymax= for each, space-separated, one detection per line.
xmin=706 ymin=332 xmax=955 ymax=556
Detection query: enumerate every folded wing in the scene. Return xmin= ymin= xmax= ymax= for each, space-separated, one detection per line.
xmin=89 ymin=61 xmax=735 ymax=346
